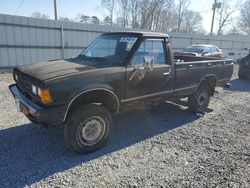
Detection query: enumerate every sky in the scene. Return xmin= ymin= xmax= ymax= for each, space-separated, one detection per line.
xmin=0 ymin=0 xmax=239 ymax=33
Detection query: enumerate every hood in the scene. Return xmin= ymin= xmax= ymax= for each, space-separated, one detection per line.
xmin=17 ymin=57 xmax=112 ymax=82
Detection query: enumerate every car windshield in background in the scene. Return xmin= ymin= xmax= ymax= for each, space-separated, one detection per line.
xmin=80 ymin=35 xmax=138 ymax=64
xmin=184 ymin=47 xmax=203 ymax=53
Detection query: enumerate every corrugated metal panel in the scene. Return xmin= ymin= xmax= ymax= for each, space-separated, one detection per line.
xmin=1 ymin=13 xmax=250 ymax=68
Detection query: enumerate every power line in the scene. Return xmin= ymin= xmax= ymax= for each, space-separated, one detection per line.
xmin=14 ymin=0 xmax=25 ymax=14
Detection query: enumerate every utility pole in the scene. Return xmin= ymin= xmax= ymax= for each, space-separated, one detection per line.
xmin=54 ymin=0 xmax=58 ymax=20
xmin=210 ymin=0 xmax=222 ymax=35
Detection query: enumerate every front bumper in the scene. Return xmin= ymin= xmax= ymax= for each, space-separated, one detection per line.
xmin=9 ymin=84 xmax=66 ymax=126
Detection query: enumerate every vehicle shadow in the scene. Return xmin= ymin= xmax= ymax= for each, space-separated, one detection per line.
xmin=229 ymin=79 xmax=250 ymax=92
xmin=0 ymin=102 xmax=199 ymax=187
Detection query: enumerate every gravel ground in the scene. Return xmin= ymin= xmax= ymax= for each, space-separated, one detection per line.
xmin=0 ymin=65 xmax=249 ymax=188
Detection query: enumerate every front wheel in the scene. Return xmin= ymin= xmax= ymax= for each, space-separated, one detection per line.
xmin=64 ymin=104 xmax=113 ymax=154
xmin=188 ymin=84 xmax=211 ymax=113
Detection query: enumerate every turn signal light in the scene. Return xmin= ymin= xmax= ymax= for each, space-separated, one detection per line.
xmin=40 ymin=88 xmax=52 ymax=103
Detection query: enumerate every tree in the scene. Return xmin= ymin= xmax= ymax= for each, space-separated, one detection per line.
xmin=238 ymin=0 xmax=250 ymax=34
xmin=59 ymin=16 xmax=74 ymax=22
xmin=101 ymin=0 xmax=116 ymax=26
xmin=115 ymin=17 xmax=125 ymax=27
xmin=91 ymin=16 xmax=100 ymax=24
xmin=119 ymin=0 xmax=130 ymax=27
xmin=227 ymin=26 xmax=240 ymax=35
xmin=31 ymin=12 xmax=49 ymax=19
xmin=103 ymin=16 xmax=112 ymax=25
xmin=216 ymin=0 xmax=235 ymax=35
xmin=154 ymin=0 xmax=177 ymax=32
xmin=183 ymin=10 xmax=203 ymax=33
xmin=176 ymin=0 xmax=190 ymax=32
xmin=76 ymin=14 xmax=91 ymax=23
xmin=140 ymin=0 xmax=166 ymax=30
xmin=130 ymin=0 xmax=140 ymax=28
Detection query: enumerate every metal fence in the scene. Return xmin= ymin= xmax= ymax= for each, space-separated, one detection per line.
xmin=1 ymin=13 xmax=250 ymax=68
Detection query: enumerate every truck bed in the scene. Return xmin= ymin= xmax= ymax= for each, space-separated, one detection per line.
xmin=173 ymin=57 xmax=234 ymax=97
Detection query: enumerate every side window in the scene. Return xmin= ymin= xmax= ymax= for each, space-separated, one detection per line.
xmin=202 ymin=47 xmax=211 ymax=53
xmin=131 ymin=39 xmax=166 ymax=65
xmin=211 ymin=47 xmax=217 ymax=53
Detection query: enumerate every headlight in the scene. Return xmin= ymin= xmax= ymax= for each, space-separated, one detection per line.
xmin=32 ymin=84 xmax=38 ymax=95
xmin=14 ymin=74 xmax=18 ymax=81
xmin=31 ymin=84 xmax=52 ymax=103
xmin=38 ymin=88 xmax=41 ymax=97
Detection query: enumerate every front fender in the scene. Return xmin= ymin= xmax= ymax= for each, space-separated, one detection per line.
xmin=63 ymin=85 xmax=120 ymax=122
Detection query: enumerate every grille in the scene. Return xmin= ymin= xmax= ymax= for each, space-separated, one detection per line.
xmin=15 ymin=71 xmax=31 ymax=94
xmin=14 ymin=70 xmax=41 ymax=105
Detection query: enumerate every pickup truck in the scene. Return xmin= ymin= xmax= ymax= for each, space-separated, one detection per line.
xmin=9 ymin=31 xmax=234 ymax=154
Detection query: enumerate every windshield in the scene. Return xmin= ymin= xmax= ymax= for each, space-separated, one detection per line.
xmin=80 ymin=35 xmax=138 ymax=64
xmin=184 ymin=47 xmax=203 ymax=53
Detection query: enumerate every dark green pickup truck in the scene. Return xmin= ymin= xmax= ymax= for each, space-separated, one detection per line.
xmin=9 ymin=31 xmax=234 ymax=154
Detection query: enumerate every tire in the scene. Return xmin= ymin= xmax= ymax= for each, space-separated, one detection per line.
xmin=64 ymin=104 xmax=113 ymax=154
xmin=238 ymin=72 xmax=246 ymax=79
xmin=188 ymin=84 xmax=211 ymax=113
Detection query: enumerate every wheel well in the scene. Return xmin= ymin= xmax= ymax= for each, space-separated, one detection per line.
xmin=64 ymin=90 xmax=119 ymax=122
xmin=201 ymin=76 xmax=216 ymax=95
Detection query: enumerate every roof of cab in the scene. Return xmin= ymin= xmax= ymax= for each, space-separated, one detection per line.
xmin=103 ymin=31 xmax=169 ymax=38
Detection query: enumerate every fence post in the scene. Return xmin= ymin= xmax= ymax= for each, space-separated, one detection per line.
xmin=61 ymin=26 xmax=64 ymax=59
xmin=220 ymin=40 xmax=223 ymax=48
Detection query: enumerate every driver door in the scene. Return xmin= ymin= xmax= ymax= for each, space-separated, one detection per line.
xmin=124 ymin=38 xmax=174 ymax=102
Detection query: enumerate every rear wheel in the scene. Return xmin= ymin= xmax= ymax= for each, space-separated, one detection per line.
xmin=64 ymin=104 xmax=113 ymax=154
xmin=188 ymin=84 xmax=211 ymax=113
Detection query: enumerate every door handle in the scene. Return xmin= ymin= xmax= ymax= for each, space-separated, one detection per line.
xmin=208 ymin=63 xmax=212 ymax=66
xmin=163 ymin=72 xmax=170 ymax=76
xmin=134 ymin=66 xmax=144 ymax=70
xmin=188 ymin=64 xmax=193 ymax=68
xmin=163 ymin=72 xmax=171 ymax=81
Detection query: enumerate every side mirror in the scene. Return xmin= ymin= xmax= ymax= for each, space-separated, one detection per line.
xmin=143 ymin=56 xmax=154 ymax=70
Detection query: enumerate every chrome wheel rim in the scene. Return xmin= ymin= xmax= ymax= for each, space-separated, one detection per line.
xmin=79 ymin=116 xmax=106 ymax=146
